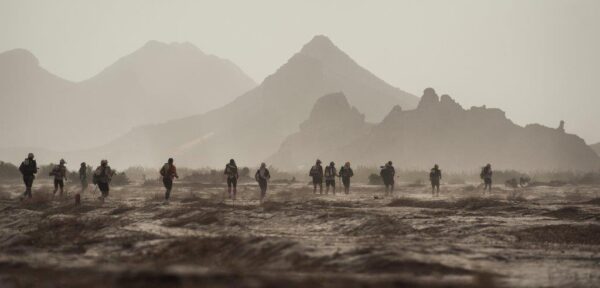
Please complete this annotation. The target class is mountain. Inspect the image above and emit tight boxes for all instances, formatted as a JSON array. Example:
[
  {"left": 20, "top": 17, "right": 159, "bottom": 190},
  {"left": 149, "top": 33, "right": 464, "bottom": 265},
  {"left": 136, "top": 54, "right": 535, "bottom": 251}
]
[
  {"left": 591, "top": 143, "right": 600, "bottom": 157},
  {"left": 267, "top": 92, "right": 373, "bottom": 170},
  {"left": 82, "top": 35, "right": 420, "bottom": 168},
  {"left": 78, "top": 41, "right": 256, "bottom": 126},
  {"left": 269, "top": 88, "right": 600, "bottom": 171},
  {"left": 0, "top": 49, "right": 78, "bottom": 150},
  {"left": 0, "top": 42, "right": 256, "bottom": 151}
]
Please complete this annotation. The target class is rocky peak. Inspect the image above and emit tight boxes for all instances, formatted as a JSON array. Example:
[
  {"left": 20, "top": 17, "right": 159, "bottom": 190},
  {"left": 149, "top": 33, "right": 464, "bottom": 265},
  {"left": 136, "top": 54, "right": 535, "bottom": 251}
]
[
  {"left": 308, "top": 92, "right": 351, "bottom": 118},
  {"left": 298, "top": 35, "right": 354, "bottom": 66},
  {"left": 439, "top": 94, "right": 463, "bottom": 111},
  {"left": 300, "top": 35, "right": 338, "bottom": 55},
  {"left": 558, "top": 120, "right": 565, "bottom": 132},
  {"left": 300, "top": 92, "right": 366, "bottom": 131},
  {"left": 417, "top": 87, "right": 440, "bottom": 109}
]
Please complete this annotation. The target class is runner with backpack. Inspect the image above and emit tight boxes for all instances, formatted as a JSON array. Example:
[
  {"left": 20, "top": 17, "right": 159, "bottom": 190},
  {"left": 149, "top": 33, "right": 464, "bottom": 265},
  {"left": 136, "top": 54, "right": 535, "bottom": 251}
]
[
  {"left": 309, "top": 159, "right": 324, "bottom": 194},
  {"left": 254, "top": 162, "right": 271, "bottom": 204},
  {"left": 339, "top": 162, "right": 354, "bottom": 194},
  {"left": 93, "top": 160, "right": 114, "bottom": 202},
  {"left": 480, "top": 163, "right": 493, "bottom": 193},
  {"left": 159, "top": 158, "right": 179, "bottom": 202},
  {"left": 224, "top": 159, "right": 239, "bottom": 200},
  {"left": 18, "top": 153, "right": 38, "bottom": 200},
  {"left": 429, "top": 164, "right": 442, "bottom": 197},
  {"left": 324, "top": 161, "right": 338, "bottom": 195},
  {"left": 77, "top": 162, "right": 88, "bottom": 205},
  {"left": 380, "top": 161, "right": 395, "bottom": 196},
  {"left": 50, "top": 159, "right": 68, "bottom": 197}
]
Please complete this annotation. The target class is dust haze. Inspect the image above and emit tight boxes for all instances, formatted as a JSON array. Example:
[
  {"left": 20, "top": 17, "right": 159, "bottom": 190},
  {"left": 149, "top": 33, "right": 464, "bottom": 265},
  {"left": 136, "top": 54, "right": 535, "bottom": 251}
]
[{"left": 1, "top": 1, "right": 600, "bottom": 288}]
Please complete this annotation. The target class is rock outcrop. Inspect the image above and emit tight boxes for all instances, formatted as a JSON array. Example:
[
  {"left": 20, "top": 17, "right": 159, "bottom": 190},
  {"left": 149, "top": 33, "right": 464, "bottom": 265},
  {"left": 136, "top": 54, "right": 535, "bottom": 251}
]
[
  {"left": 269, "top": 88, "right": 600, "bottom": 171},
  {"left": 591, "top": 142, "right": 600, "bottom": 157},
  {"left": 268, "top": 92, "right": 372, "bottom": 169}
]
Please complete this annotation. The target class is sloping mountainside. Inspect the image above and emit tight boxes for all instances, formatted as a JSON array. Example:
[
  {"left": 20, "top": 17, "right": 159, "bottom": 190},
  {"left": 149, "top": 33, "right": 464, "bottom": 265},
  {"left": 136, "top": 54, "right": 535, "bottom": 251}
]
[
  {"left": 84, "top": 35, "right": 418, "bottom": 168},
  {"left": 268, "top": 92, "right": 373, "bottom": 170},
  {"left": 0, "top": 42, "right": 256, "bottom": 151},
  {"left": 0, "top": 49, "right": 77, "bottom": 150},
  {"left": 270, "top": 88, "right": 600, "bottom": 171},
  {"left": 591, "top": 143, "right": 600, "bottom": 157}
]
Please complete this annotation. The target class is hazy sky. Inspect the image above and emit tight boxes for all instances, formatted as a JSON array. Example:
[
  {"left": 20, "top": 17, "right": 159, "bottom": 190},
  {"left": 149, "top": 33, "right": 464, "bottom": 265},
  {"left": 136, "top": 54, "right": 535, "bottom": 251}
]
[{"left": 1, "top": 0, "right": 599, "bottom": 143}]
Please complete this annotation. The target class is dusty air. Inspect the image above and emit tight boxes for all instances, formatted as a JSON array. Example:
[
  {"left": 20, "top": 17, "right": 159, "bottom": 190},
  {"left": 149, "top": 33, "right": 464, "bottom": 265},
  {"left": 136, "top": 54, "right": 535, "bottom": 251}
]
[{"left": 1, "top": 1, "right": 600, "bottom": 287}]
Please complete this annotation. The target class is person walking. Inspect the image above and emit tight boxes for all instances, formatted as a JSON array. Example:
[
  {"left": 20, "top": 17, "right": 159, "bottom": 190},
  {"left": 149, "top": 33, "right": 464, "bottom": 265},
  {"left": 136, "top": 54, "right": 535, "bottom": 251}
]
[
  {"left": 160, "top": 158, "right": 179, "bottom": 202},
  {"left": 309, "top": 159, "right": 324, "bottom": 194},
  {"left": 480, "top": 163, "right": 493, "bottom": 193},
  {"left": 429, "top": 164, "right": 442, "bottom": 197},
  {"left": 76, "top": 162, "right": 88, "bottom": 205},
  {"left": 324, "top": 161, "right": 338, "bottom": 195},
  {"left": 380, "top": 161, "right": 395, "bottom": 196},
  {"left": 224, "top": 159, "right": 239, "bottom": 200},
  {"left": 255, "top": 163, "right": 271, "bottom": 204},
  {"left": 18, "top": 153, "right": 38, "bottom": 200},
  {"left": 339, "top": 162, "right": 354, "bottom": 194},
  {"left": 51, "top": 159, "right": 68, "bottom": 197},
  {"left": 93, "top": 160, "right": 114, "bottom": 202}
]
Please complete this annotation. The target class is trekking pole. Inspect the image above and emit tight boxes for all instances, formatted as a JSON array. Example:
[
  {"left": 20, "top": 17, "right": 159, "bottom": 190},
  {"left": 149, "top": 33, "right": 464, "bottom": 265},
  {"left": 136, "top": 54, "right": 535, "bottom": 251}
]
[{"left": 92, "top": 184, "right": 98, "bottom": 201}]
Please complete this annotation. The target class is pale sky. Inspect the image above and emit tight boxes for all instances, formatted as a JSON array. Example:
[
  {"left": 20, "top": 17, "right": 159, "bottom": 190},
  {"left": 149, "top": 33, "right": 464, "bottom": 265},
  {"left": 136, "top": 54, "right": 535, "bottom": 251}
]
[{"left": 1, "top": 0, "right": 599, "bottom": 143}]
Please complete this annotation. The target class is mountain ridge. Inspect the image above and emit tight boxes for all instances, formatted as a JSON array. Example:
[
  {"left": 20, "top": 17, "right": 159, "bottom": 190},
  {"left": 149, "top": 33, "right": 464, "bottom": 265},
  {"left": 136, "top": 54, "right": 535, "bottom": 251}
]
[
  {"left": 269, "top": 88, "right": 600, "bottom": 171},
  {"left": 0, "top": 42, "right": 257, "bottom": 151},
  {"left": 67, "top": 35, "right": 420, "bottom": 168}
]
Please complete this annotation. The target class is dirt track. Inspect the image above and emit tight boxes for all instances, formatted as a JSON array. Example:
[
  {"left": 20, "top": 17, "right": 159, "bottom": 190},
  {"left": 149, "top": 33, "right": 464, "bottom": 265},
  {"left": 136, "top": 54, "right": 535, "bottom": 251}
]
[{"left": 1, "top": 181, "right": 599, "bottom": 287}]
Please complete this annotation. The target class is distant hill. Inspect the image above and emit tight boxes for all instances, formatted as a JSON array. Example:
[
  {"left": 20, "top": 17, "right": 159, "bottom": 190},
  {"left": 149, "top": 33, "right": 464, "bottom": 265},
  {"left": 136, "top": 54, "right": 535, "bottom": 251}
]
[
  {"left": 269, "top": 88, "right": 600, "bottom": 171},
  {"left": 0, "top": 42, "right": 256, "bottom": 151},
  {"left": 591, "top": 143, "right": 600, "bottom": 157},
  {"left": 268, "top": 92, "right": 372, "bottom": 170},
  {"left": 81, "top": 35, "right": 419, "bottom": 168}
]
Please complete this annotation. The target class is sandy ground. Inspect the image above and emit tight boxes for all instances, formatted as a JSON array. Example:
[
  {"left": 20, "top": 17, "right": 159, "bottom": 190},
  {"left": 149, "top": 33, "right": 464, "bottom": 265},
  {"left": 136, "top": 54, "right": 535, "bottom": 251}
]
[{"left": 0, "top": 180, "right": 599, "bottom": 288}]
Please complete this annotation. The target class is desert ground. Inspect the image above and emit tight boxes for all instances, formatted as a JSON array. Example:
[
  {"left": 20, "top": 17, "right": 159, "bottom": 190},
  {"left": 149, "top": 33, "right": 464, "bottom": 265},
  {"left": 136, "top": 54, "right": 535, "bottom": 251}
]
[{"left": 1, "top": 180, "right": 599, "bottom": 288}]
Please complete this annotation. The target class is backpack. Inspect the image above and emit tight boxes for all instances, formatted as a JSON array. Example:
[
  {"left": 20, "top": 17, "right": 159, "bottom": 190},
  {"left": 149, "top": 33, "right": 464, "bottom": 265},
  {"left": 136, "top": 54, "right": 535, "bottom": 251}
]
[
  {"left": 226, "top": 165, "right": 238, "bottom": 178},
  {"left": 430, "top": 169, "right": 440, "bottom": 180},
  {"left": 480, "top": 167, "right": 488, "bottom": 179},
  {"left": 49, "top": 166, "right": 61, "bottom": 177},
  {"left": 159, "top": 164, "right": 168, "bottom": 177},
  {"left": 324, "top": 167, "right": 332, "bottom": 177},
  {"left": 309, "top": 166, "right": 320, "bottom": 177},
  {"left": 380, "top": 166, "right": 388, "bottom": 178},
  {"left": 93, "top": 167, "right": 107, "bottom": 184},
  {"left": 20, "top": 159, "right": 36, "bottom": 175}
]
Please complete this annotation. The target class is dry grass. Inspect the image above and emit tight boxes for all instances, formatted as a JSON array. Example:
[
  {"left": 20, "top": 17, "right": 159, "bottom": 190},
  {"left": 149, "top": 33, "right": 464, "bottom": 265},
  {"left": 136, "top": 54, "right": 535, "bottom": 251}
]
[
  {"left": 513, "top": 224, "right": 600, "bottom": 245},
  {"left": 542, "top": 207, "right": 598, "bottom": 221},
  {"left": 388, "top": 197, "right": 506, "bottom": 211},
  {"left": 341, "top": 215, "right": 415, "bottom": 236},
  {"left": 586, "top": 198, "right": 600, "bottom": 205}
]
